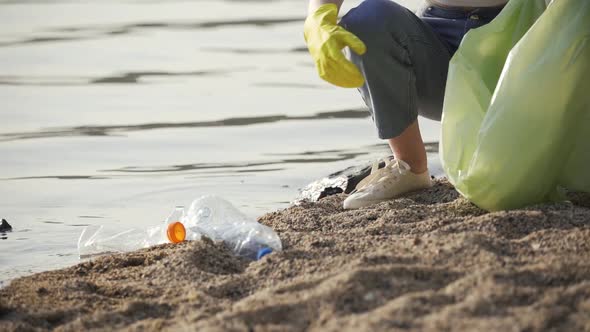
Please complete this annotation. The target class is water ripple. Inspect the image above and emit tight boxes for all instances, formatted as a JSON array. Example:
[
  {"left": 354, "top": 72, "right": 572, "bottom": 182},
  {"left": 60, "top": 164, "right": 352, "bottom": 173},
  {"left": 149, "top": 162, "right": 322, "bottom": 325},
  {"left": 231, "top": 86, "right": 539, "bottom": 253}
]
[
  {"left": 202, "top": 46, "right": 308, "bottom": 54},
  {"left": 5, "top": 175, "right": 108, "bottom": 180},
  {"left": 0, "top": 109, "right": 369, "bottom": 142},
  {"left": 0, "top": 143, "right": 440, "bottom": 180},
  {"left": 0, "top": 17, "right": 303, "bottom": 47},
  {"left": 0, "top": 68, "right": 246, "bottom": 86},
  {"left": 100, "top": 153, "right": 367, "bottom": 174}
]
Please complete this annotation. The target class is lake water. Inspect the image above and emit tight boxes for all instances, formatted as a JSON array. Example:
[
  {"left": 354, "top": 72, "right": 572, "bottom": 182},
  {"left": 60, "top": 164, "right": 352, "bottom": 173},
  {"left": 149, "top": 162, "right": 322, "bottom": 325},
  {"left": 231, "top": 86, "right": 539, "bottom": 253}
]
[{"left": 0, "top": 0, "right": 438, "bottom": 284}]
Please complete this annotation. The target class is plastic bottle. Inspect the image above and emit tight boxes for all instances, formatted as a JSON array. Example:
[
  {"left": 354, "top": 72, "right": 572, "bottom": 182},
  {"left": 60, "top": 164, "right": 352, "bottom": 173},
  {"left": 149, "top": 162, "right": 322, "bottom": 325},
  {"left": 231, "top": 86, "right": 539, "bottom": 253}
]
[
  {"left": 77, "top": 196, "right": 282, "bottom": 260},
  {"left": 182, "top": 195, "right": 282, "bottom": 260},
  {"left": 77, "top": 210, "right": 186, "bottom": 258}
]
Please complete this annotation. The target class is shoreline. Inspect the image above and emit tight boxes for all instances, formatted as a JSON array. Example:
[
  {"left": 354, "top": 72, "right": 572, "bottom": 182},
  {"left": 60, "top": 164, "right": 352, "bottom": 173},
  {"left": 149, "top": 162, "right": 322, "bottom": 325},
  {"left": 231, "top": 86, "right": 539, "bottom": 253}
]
[{"left": 2, "top": 179, "right": 590, "bottom": 331}]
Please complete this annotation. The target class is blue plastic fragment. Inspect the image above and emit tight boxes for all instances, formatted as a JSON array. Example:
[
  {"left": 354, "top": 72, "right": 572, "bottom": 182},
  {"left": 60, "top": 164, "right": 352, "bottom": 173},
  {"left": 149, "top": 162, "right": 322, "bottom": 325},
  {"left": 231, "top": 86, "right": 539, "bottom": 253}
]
[{"left": 256, "top": 247, "right": 273, "bottom": 260}]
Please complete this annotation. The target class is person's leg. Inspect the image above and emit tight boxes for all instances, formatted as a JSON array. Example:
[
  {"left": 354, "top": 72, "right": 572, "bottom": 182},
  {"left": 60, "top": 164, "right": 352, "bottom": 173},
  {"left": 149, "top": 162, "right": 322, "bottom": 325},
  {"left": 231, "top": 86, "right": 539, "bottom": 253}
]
[
  {"left": 388, "top": 121, "right": 427, "bottom": 173},
  {"left": 337, "top": 0, "right": 457, "bottom": 209},
  {"left": 340, "top": 0, "right": 452, "bottom": 172},
  {"left": 338, "top": 0, "right": 505, "bottom": 209}
]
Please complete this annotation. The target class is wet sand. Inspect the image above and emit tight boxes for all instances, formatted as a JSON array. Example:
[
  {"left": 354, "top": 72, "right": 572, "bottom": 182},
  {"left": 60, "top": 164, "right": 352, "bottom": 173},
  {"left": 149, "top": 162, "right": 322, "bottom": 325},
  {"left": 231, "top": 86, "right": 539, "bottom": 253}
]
[{"left": 2, "top": 179, "right": 590, "bottom": 331}]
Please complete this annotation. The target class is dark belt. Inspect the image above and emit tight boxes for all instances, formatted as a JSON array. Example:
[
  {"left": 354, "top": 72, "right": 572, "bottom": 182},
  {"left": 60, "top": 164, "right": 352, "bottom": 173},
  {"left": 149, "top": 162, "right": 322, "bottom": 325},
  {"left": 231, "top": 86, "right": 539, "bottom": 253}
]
[{"left": 425, "top": 1, "right": 506, "bottom": 20}]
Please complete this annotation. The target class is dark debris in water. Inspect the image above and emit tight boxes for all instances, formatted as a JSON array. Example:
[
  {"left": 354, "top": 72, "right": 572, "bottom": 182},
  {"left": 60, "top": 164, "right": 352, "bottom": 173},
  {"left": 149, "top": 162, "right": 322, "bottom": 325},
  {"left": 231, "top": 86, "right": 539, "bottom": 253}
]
[{"left": 1, "top": 219, "right": 12, "bottom": 232}]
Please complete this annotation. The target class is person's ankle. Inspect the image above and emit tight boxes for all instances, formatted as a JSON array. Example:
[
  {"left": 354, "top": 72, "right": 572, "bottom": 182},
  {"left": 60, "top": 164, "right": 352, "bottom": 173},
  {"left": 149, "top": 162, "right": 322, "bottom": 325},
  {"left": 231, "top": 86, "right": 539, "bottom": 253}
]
[
  {"left": 410, "top": 167, "right": 428, "bottom": 175},
  {"left": 392, "top": 157, "right": 427, "bottom": 174},
  {"left": 410, "top": 168, "right": 428, "bottom": 175},
  {"left": 407, "top": 162, "right": 427, "bottom": 174}
]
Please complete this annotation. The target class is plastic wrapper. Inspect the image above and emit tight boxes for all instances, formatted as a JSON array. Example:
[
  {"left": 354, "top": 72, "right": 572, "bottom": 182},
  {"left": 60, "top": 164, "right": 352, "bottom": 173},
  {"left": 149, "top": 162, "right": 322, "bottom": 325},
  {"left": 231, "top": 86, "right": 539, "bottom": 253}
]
[{"left": 77, "top": 210, "right": 183, "bottom": 258}]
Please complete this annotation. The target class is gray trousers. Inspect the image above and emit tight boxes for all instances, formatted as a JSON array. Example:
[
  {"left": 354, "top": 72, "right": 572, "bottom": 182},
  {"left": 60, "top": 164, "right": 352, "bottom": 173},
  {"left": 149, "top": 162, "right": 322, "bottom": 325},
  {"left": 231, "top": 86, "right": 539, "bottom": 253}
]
[{"left": 340, "top": 0, "right": 502, "bottom": 139}]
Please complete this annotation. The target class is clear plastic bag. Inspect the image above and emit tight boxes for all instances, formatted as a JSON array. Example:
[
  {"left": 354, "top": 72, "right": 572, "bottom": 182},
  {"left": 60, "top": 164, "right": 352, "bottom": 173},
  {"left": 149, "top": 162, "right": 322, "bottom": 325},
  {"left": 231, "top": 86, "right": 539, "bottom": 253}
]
[
  {"left": 78, "top": 225, "right": 166, "bottom": 258},
  {"left": 440, "top": 0, "right": 590, "bottom": 211},
  {"left": 77, "top": 209, "right": 185, "bottom": 258}
]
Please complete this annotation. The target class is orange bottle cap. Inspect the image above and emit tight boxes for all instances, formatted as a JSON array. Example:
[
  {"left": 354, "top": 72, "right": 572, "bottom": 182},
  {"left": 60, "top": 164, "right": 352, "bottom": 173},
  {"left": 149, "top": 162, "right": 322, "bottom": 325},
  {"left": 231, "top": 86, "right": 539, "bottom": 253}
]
[{"left": 166, "top": 221, "right": 186, "bottom": 244}]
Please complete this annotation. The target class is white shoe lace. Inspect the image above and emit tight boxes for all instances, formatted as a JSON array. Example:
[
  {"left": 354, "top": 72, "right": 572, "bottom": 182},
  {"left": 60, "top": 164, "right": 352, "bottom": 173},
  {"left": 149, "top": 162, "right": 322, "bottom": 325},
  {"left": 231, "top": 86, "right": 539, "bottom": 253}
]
[{"left": 354, "top": 158, "right": 412, "bottom": 193}]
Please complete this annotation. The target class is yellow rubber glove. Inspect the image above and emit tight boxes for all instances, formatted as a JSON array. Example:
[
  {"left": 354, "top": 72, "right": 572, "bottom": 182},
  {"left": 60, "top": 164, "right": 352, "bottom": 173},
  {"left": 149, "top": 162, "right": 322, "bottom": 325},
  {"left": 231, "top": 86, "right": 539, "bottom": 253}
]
[{"left": 304, "top": 3, "right": 367, "bottom": 88}]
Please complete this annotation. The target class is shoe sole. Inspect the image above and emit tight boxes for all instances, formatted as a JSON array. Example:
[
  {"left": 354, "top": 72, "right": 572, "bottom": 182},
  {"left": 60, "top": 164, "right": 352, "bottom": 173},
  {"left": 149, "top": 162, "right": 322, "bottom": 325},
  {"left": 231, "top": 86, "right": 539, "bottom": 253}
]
[{"left": 343, "top": 184, "right": 433, "bottom": 210}]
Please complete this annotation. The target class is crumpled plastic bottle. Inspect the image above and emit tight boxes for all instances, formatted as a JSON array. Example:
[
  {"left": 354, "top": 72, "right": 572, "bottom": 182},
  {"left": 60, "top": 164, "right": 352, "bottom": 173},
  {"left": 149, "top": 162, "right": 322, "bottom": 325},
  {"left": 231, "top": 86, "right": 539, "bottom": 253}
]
[
  {"left": 77, "top": 195, "right": 282, "bottom": 260},
  {"left": 181, "top": 195, "right": 282, "bottom": 260}
]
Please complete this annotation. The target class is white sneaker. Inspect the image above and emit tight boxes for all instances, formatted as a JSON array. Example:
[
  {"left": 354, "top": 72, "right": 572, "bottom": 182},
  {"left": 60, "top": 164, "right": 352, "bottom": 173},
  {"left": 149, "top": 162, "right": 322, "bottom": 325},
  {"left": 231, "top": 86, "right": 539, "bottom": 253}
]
[{"left": 343, "top": 158, "right": 432, "bottom": 209}]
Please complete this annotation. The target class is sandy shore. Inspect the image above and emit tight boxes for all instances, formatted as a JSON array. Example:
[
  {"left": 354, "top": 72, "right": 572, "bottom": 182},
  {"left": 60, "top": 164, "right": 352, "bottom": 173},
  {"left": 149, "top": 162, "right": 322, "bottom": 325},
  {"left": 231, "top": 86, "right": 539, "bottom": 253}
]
[{"left": 2, "top": 179, "right": 590, "bottom": 331}]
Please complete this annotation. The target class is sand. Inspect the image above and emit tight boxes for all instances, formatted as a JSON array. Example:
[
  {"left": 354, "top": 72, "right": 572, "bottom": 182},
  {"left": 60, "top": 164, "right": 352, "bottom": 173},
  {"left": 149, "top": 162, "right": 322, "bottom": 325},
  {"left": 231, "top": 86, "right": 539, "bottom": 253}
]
[{"left": 2, "top": 179, "right": 590, "bottom": 331}]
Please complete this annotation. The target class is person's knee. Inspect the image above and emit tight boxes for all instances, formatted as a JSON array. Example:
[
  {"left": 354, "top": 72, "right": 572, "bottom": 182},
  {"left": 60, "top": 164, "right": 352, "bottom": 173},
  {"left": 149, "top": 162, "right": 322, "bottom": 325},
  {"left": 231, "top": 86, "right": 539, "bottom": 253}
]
[{"left": 340, "top": 0, "right": 408, "bottom": 46}]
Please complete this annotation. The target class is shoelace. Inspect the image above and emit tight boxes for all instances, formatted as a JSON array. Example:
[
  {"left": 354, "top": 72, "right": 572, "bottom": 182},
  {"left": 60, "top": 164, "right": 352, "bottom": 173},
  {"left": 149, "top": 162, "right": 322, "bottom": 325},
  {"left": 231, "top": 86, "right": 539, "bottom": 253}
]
[{"left": 354, "top": 157, "right": 412, "bottom": 193}]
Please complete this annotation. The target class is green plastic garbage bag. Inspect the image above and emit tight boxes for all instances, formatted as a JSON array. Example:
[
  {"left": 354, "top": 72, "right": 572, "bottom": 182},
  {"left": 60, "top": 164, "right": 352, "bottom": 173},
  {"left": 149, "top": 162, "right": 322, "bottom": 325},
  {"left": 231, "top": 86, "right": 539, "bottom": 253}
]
[{"left": 440, "top": 0, "right": 590, "bottom": 211}]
